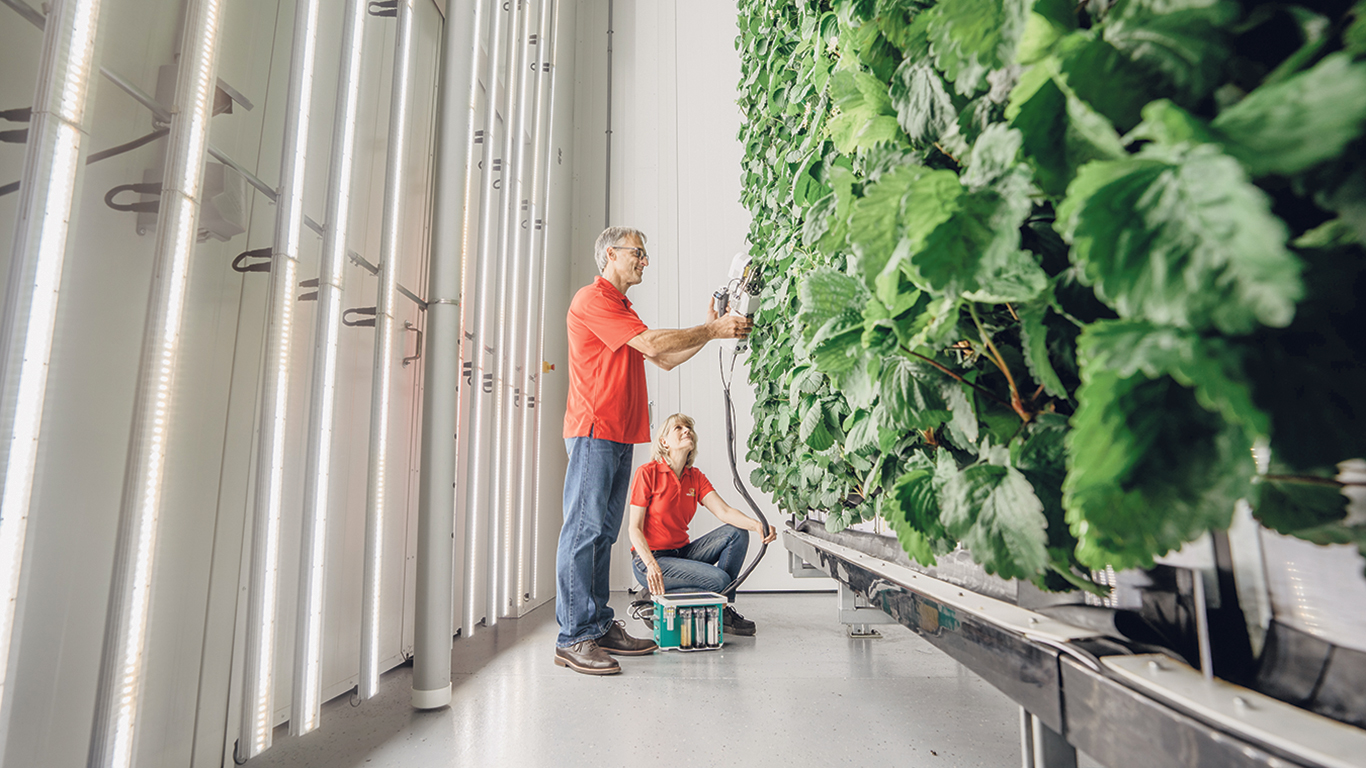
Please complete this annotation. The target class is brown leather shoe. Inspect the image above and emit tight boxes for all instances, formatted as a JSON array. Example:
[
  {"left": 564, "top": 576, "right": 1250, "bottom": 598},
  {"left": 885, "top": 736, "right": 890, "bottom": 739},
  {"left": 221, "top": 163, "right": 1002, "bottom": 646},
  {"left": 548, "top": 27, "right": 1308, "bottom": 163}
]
[
  {"left": 597, "top": 620, "right": 657, "bottom": 656},
  {"left": 553, "top": 639, "right": 621, "bottom": 675}
]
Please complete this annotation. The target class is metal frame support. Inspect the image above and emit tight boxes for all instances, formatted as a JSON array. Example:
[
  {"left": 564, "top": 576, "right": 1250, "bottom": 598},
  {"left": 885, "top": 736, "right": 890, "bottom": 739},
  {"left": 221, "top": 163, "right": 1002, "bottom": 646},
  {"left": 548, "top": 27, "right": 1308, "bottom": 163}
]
[
  {"left": 1021, "top": 708, "right": 1078, "bottom": 768},
  {"left": 412, "top": 0, "right": 484, "bottom": 711},
  {"left": 837, "top": 582, "right": 893, "bottom": 638},
  {"left": 788, "top": 551, "right": 826, "bottom": 579}
]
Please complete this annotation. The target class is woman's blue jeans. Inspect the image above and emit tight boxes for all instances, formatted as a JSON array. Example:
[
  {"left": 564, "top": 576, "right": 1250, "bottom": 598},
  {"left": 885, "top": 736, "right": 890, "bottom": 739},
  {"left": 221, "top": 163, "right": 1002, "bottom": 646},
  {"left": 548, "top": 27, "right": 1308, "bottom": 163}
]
[
  {"left": 555, "top": 433, "right": 635, "bottom": 648},
  {"left": 632, "top": 524, "right": 748, "bottom": 602}
]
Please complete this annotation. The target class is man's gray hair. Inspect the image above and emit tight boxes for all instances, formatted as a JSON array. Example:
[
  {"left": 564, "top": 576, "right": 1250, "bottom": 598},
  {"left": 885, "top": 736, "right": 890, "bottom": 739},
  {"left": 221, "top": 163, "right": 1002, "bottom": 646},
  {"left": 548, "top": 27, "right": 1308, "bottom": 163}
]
[{"left": 594, "top": 226, "right": 647, "bottom": 272}]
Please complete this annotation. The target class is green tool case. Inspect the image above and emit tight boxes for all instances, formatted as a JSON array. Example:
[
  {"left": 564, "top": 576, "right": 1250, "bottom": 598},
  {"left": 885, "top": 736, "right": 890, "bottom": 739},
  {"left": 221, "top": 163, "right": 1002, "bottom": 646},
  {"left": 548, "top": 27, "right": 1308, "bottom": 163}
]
[{"left": 653, "top": 591, "right": 725, "bottom": 651}]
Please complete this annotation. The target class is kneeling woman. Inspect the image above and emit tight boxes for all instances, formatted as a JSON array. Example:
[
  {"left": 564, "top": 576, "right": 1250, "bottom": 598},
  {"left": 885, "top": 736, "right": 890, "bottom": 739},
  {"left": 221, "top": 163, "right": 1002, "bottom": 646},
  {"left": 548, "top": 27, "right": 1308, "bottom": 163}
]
[{"left": 627, "top": 413, "right": 776, "bottom": 635}]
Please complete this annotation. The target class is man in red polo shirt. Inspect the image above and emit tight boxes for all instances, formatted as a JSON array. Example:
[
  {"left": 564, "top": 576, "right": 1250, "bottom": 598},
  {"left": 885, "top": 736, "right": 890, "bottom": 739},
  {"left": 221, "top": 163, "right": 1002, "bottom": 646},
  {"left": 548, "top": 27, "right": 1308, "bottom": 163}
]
[{"left": 553, "top": 226, "right": 751, "bottom": 676}]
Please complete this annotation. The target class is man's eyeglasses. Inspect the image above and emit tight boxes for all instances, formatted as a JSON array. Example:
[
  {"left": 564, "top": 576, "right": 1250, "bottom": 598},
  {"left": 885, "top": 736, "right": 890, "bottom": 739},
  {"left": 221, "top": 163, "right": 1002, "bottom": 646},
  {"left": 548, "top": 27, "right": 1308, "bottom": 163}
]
[{"left": 613, "top": 245, "right": 648, "bottom": 261}]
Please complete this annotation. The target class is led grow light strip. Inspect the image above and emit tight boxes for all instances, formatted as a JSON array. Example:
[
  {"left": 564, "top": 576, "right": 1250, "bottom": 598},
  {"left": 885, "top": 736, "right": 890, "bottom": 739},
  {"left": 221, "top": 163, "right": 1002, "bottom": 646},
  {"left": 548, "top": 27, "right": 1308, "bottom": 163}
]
[
  {"left": 87, "top": 1, "right": 223, "bottom": 765},
  {"left": 238, "top": 0, "right": 322, "bottom": 755},
  {"left": 292, "top": 0, "right": 367, "bottom": 736},
  {"left": 0, "top": 0, "right": 103, "bottom": 728},
  {"left": 361, "top": 0, "right": 416, "bottom": 700}
]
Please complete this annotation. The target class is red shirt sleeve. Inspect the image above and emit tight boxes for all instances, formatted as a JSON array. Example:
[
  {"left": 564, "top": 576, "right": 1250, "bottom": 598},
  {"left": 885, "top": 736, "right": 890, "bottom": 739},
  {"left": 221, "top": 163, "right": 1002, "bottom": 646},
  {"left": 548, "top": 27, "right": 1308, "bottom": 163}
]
[
  {"left": 575, "top": 283, "right": 647, "bottom": 351},
  {"left": 629, "top": 464, "right": 653, "bottom": 507},
  {"left": 693, "top": 469, "right": 715, "bottom": 503}
]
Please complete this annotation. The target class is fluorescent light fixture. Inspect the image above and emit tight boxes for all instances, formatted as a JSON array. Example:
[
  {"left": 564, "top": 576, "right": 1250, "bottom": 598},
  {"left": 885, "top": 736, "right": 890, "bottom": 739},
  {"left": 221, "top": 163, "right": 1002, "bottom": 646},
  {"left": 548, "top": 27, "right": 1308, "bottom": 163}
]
[
  {"left": 237, "top": 0, "right": 321, "bottom": 753},
  {"left": 293, "top": 0, "right": 367, "bottom": 736},
  {"left": 85, "top": 1, "right": 223, "bottom": 766},
  {"left": 493, "top": 0, "right": 533, "bottom": 624},
  {"left": 463, "top": 0, "right": 510, "bottom": 637},
  {"left": 516, "top": 0, "right": 556, "bottom": 610},
  {"left": 0, "top": 0, "right": 103, "bottom": 727},
  {"left": 362, "top": 0, "right": 416, "bottom": 700}
]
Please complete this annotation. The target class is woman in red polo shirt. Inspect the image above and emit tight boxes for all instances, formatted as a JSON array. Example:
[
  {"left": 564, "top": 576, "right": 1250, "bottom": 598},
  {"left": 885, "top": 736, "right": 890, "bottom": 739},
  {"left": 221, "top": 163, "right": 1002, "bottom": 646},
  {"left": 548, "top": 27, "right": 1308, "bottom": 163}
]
[{"left": 626, "top": 413, "right": 776, "bottom": 636}]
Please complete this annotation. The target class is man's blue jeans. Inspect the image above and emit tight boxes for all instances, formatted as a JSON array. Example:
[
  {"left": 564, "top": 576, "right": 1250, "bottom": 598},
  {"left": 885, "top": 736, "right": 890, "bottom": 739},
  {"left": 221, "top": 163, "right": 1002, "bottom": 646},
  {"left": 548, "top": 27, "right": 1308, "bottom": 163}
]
[
  {"left": 555, "top": 433, "right": 634, "bottom": 648},
  {"left": 631, "top": 524, "right": 748, "bottom": 602}
]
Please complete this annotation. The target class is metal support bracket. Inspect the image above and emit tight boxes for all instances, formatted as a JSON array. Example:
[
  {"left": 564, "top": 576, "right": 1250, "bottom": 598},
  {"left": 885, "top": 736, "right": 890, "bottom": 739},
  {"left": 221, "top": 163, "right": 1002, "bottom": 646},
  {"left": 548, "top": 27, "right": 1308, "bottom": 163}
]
[
  {"left": 838, "top": 582, "right": 894, "bottom": 638},
  {"left": 1021, "top": 708, "right": 1077, "bottom": 768}
]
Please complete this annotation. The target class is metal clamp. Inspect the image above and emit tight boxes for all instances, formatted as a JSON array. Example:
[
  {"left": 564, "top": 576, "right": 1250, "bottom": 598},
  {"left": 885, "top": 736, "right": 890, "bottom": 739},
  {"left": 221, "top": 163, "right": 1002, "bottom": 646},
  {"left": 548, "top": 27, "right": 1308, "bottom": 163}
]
[
  {"left": 367, "top": 0, "right": 397, "bottom": 16},
  {"left": 104, "top": 181, "right": 161, "bottom": 213},
  {"left": 297, "top": 277, "right": 319, "bottom": 301},
  {"left": 342, "top": 307, "right": 377, "bottom": 327},
  {"left": 402, "top": 321, "right": 423, "bottom": 367}
]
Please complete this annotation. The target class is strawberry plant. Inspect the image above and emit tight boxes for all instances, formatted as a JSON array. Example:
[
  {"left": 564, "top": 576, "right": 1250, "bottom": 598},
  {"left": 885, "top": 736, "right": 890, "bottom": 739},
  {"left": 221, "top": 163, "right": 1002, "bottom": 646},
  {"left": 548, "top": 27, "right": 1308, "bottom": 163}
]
[{"left": 737, "top": 0, "right": 1366, "bottom": 588}]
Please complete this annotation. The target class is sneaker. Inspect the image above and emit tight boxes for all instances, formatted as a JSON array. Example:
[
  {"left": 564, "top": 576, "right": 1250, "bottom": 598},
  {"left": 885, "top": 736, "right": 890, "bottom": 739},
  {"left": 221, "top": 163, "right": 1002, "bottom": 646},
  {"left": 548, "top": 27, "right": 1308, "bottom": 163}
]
[
  {"left": 597, "top": 620, "right": 657, "bottom": 655},
  {"left": 553, "top": 639, "right": 621, "bottom": 675},
  {"left": 722, "top": 604, "right": 756, "bottom": 636}
]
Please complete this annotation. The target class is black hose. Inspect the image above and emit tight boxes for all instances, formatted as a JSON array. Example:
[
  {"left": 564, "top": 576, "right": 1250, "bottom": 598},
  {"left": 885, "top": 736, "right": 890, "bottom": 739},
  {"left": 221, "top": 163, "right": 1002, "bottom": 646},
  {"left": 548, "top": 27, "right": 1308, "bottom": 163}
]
[{"left": 717, "top": 345, "right": 770, "bottom": 597}]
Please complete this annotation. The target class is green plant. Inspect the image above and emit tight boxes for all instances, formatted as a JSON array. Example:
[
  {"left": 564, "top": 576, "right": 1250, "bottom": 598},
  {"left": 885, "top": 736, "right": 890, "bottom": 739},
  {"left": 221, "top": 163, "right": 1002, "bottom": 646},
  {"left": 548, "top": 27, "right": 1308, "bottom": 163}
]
[{"left": 736, "top": 0, "right": 1366, "bottom": 587}]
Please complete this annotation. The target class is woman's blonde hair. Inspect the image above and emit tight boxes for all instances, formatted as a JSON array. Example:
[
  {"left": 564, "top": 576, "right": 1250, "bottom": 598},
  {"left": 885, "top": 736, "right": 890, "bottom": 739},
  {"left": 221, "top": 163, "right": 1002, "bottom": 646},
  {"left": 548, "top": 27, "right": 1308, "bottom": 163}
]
[{"left": 651, "top": 413, "right": 697, "bottom": 468}]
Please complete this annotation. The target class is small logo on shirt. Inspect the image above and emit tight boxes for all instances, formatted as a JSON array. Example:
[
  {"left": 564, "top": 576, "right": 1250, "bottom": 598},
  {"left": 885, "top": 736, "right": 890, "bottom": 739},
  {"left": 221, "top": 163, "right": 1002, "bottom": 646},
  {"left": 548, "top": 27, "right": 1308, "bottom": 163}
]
[{"left": 686, "top": 489, "right": 695, "bottom": 497}]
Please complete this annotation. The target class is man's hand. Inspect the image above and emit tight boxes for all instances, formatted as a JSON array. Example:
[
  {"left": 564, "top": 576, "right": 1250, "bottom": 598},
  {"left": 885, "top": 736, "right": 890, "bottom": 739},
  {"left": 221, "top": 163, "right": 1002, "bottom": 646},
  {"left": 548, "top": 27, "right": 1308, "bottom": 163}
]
[
  {"left": 646, "top": 561, "right": 665, "bottom": 595},
  {"left": 708, "top": 309, "right": 753, "bottom": 340}
]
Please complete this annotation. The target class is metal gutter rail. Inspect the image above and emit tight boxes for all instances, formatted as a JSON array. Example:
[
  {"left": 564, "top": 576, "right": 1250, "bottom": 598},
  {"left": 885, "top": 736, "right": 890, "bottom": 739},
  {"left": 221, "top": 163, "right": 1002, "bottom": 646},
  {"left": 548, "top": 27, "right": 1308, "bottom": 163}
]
[{"left": 782, "top": 528, "right": 1366, "bottom": 768}]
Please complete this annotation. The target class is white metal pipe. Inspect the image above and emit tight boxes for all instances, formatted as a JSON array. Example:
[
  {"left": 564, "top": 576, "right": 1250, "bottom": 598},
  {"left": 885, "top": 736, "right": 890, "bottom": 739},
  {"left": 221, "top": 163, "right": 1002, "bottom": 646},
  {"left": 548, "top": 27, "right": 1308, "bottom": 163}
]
[
  {"left": 292, "top": 0, "right": 366, "bottom": 736},
  {"left": 0, "top": 0, "right": 104, "bottom": 739},
  {"left": 462, "top": 0, "right": 510, "bottom": 637},
  {"left": 517, "top": 0, "right": 558, "bottom": 608},
  {"left": 412, "top": 0, "right": 484, "bottom": 710},
  {"left": 87, "top": 0, "right": 225, "bottom": 766},
  {"left": 495, "top": 0, "right": 536, "bottom": 620},
  {"left": 240, "top": 0, "right": 321, "bottom": 754},
  {"left": 361, "top": 0, "right": 418, "bottom": 701}
]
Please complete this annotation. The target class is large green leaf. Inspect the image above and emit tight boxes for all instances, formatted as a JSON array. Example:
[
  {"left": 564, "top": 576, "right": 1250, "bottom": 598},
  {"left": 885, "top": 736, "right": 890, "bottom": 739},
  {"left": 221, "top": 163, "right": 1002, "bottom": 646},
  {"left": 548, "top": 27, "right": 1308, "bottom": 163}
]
[
  {"left": 1007, "top": 63, "right": 1125, "bottom": 197},
  {"left": 1018, "top": 301, "right": 1069, "bottom": 399},
  {"left": 1053, "top": 32, "right": 1157, "bottom": 132},
  {"left": 1213, "top": 53, "right": 1366, "bottom": 178},
  {"left": 1254, "top": 474, "right": 1349, "bottom": 538},
  {"left": 798, "top": 267, "right": 870, "bottom": 339},
  {"left": 891, "top": 60, "right": 958, "bottom": 146},
  {"left": 1101, "top": 0, "right": 1237, "bottom": 106},
  {"left": 1065, "top": 369, "right": 1255, "bottom": 569},
  {"left": 827, "top": 68, "right": 904, "bottom": 152},
  {"left": 799, "top": 396, "right": 836, "bottom": 450},
  {"left": 1077, "top": 319, "right": 1268, "bottom": 434},
  {"left": 849, "top": 163, "right": 927, "bottom": 288},
  {"left": 1058, "top": 143, "right": 1302, "bottom": 335},
  {"left": 938, "top": 458, "right": 1051, "bottom": 580},
  {"left": 879, "top": 355, "right": 952, "bottom": 431},
  {"left": 927, "top": 0, "right": 1030, "bottom": 96},
  {"left": 883, "top": 467, "right": 945, "bottom": 563}
]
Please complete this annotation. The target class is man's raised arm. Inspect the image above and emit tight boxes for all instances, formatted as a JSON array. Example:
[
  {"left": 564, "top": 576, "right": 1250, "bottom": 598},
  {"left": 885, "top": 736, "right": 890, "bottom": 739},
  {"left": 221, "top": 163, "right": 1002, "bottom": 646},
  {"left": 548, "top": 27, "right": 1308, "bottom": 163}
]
[{"left": 626, "top": 306, "right": 752, "bottom": 371}]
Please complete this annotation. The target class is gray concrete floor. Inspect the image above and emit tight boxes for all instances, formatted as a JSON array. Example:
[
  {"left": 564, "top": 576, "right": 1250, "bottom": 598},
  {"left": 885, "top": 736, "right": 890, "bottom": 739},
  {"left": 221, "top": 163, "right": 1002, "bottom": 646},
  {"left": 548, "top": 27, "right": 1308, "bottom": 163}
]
[{"left": 250, "top": 592, "right": 1081, "bottom": 767}]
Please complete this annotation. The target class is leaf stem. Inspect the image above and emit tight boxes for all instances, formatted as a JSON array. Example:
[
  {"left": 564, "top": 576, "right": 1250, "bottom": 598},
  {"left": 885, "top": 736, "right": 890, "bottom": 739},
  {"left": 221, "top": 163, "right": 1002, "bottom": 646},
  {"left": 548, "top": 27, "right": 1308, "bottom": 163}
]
[
  {"left": 1263, "top": 474, "right": 1366, "bottom": 489},
  {"left": 906, "top": 349, "right": 1013, "bottom": 410},
  {"left": 969, "top": 304, "right": 1032, "bottom": 422}
]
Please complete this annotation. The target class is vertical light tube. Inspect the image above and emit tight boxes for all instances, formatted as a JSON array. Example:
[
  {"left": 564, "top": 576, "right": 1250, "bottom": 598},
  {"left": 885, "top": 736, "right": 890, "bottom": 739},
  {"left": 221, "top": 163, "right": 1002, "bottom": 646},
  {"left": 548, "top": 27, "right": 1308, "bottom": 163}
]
[
  {"left": 0, "top": 0, "right": 104, "bottom": 735},
  {"left": 240, "top": 0, "right": 321, "bottom": 754},
  {"left": 462, "top": 0, "right": 509, "bottom": 637},
  {"left": 517, "top": 0, "right": 558, "bottom": 608},
  {"left": 87, "top": 0, "right": 224, "bottom": 766},
  {"left": 484, "top": 0, "right": 524, "bottom": 627},
  {"left": 361, "top": 0, "right": 417, "bottom": 701},
  {"left": 291, "top": 0, "right": 365, "bottom": 738},
  {"left": 412, "top": 0, "right": 483, "bottom": 710},
  {"left": 495, "top": 0, "right": 536, "bottom": 620}
]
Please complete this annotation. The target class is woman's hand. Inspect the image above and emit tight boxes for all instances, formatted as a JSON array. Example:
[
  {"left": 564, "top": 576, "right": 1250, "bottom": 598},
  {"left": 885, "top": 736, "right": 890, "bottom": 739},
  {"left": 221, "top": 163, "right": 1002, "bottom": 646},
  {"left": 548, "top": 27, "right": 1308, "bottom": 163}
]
[
  {"left": 758, "top": 523, "right": 777, "bottom": 544},
  {"left": 645, "top": 561, "right": 665, "bottom": 595}
]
